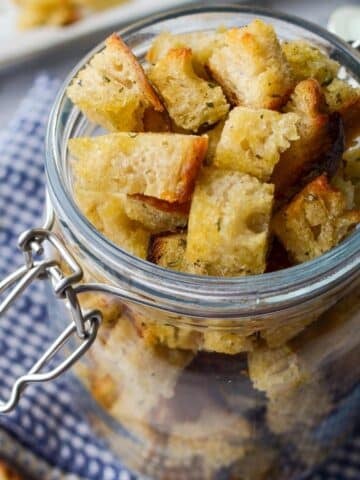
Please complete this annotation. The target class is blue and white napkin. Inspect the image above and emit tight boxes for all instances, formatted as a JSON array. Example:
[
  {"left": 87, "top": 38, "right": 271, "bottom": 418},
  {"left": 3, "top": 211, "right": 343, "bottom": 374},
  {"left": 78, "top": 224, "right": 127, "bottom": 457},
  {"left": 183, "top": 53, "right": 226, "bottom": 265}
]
[{"left": 0, "top": 74, "right": 358, "bottom": 480}]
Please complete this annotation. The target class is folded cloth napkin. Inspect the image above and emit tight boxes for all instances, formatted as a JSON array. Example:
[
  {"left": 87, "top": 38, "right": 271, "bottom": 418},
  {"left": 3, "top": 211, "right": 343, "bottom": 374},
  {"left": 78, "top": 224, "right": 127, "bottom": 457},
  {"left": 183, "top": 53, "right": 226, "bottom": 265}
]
[{"left": 0, "top": 74, "right": 359, "bottom": 480}]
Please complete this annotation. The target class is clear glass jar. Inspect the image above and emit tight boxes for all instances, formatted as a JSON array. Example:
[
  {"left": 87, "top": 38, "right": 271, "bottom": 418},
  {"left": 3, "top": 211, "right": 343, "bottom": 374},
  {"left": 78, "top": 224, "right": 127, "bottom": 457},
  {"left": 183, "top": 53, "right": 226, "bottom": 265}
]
[{"left": 43, "top": 5, "right": 360, "bottom": 480}]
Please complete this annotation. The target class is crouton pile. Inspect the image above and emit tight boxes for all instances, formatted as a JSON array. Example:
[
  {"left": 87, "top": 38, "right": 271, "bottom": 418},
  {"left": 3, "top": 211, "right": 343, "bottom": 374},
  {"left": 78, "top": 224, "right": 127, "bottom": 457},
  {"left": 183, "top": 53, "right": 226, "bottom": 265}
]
[
  {"left": 14, "top": 0, "right": 127, "bottom": 29},
  {"left": 68, "top": 20, "right": 360, "bottom": 278}
]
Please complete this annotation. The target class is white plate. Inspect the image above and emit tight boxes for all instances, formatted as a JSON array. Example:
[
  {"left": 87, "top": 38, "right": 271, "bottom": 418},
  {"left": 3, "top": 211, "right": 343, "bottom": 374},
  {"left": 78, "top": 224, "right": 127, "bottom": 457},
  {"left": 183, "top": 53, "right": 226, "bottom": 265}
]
[{"left": 0, "top": 0, "right": 194, "bottom": 71}]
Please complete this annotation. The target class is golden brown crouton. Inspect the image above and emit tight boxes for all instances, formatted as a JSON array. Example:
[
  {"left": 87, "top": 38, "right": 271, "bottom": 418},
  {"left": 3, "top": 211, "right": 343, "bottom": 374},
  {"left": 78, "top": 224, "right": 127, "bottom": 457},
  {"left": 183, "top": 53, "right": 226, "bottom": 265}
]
[
  {"left": 185, "top": 168, "right": 274, "bottom": 276},
  {"left": 69, "top": 133, "right": 208, "bottom": 204},
  {"left": 343, "top": 146, "right": 360, "bottom": 207},
  {"left": 146, "top": 31, "right": 222, "bottom": 78},
  {"left": 214, "top": 107, "right": 299, "bottom": 181},
  {"left": 67, "top": 34, "right": 164, "bottom": 132},
  {"left": 15, "top": 0, "right": 78, "bottom": 28},
  {"left": 202, "top": 331, "right": 254, "bottom": 354},
  {"left": 207, "top": 19, "right": 294, "bottom": 109},
  {"left": 271, "top": 79, "right": 343, "bottom": 195},
  {"left": 282, "top": 40, "right": 340, "bottom": 85},
  {"left": 272, "top": 174, "right": 360, "bottom": 263},
  {"left": 204, "top": 120, "right": 225, "bottom": 166},
  {"left": 148, "top": 232, "right": 188, "bottom": 271},
  {"left": 74, "top": 189, "right": 150, "bottom": 258},
  {"left": 148, "top": 48, "right": 229, "bottom": 132},
  {"left": 123, "top": 196, "right": 188, "bottom": 233},
  {"left": 323, "top": 78, "right": 360, "bottom": 146}
]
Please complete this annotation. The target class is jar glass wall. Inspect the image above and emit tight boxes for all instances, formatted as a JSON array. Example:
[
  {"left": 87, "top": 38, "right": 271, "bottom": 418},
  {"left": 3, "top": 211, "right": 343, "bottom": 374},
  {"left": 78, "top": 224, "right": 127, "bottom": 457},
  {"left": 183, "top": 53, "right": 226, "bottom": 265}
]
[{"left": 45, "top": 5, "right": 360, "bottom": 480}]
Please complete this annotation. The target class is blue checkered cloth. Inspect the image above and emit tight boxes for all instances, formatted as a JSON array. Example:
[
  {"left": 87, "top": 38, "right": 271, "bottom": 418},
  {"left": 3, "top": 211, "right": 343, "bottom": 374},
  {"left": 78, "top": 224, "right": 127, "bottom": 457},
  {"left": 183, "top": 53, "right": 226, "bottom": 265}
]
[{"left": 0, "top": 74, "right": 359, "bottom": 480}]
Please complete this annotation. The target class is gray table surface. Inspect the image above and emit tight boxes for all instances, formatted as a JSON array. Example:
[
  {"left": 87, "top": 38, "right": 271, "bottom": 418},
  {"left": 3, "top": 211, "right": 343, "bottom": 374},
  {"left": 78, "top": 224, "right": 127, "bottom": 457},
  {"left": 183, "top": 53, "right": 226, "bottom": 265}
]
[{"left": 0, "top": 0, "right": 358, "bottom": 130}]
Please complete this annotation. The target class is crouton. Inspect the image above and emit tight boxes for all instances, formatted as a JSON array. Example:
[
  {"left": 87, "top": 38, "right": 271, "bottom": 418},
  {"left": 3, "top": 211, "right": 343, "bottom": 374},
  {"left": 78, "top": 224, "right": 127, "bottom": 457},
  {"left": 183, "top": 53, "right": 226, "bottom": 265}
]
[
  {"left": 272, "top": 175, "right": 360, "bottom": 263},
  {"left": 185, "top": 168, "right": 274, "bottom": 276},
  {"left": 67, "top": 34, "right": 164, "bottom": 132},
  {"left": 123, "top": 196, "right": 188, "bottom": 232},
  {"left": 214, "top": 107, "right": 299, "bottom": 181},
  {"left": 148, "top": 48, "right": 229, "bottom": 132},
  {"left": 148, "top": 232, "right": 188, "bottom": 271},
  {"left": 15, "top": 0, "right": 78, "bottom": 28},
  {"left": 331, "top": 170, "right": 355, "bottom": 209},
  {"left": 74, "top": 189, "right": 150, "bottom": 258},
  {"left": 69, "top": 133, "right": 208, "bottom": 203},
  {"left": 271, "top": 79, "right": 343, "bottom": 195},
  {"left": 323, "top": 78, "right": 360, "bottom": 145},
  {"left": 207, "top": 19, "right": 294, "bottom": 109},
  {"left": 204, "top": 120, "right": 225, "bottom": 166},
  {"left": 146, "top": 31, "right": 222, "bottom": 77},
  {"left": 74, "top": 0, "right": 126, "bottom": 9},
  {"left": 282, "top": 40, "right": 340, "bottom": 85},
  {"left": 343, "top": 146, "right": 360, "bottom": 207},
  {"left": 202, "top": 331, "right": 255, "bottom": 354}
]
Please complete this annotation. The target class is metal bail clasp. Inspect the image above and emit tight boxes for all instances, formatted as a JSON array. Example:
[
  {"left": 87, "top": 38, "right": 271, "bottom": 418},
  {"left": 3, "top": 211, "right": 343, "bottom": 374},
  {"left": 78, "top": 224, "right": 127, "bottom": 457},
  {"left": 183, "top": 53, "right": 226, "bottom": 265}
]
[{"left": 0, "top": 227, "right": 101, "bottom": 413}]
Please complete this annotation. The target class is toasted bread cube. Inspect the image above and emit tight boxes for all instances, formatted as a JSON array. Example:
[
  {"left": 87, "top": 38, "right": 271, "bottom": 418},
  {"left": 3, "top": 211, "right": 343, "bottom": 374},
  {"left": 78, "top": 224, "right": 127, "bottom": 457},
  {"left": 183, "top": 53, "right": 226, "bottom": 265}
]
[
  {"left": 148, "top": 48, "right": 229, "bottom": 132},
  {"left": 74, "top": 189, "right": 150, "bottom": 258},
  {"left": 135, "top": 320, "right": 202, "bottom": 351},
  {"left": 16, "top": 0, "right": 78, "bottom": 28},
  {"left": 282, "top": 40, "right": 340, "bottom": 85},
  {"left": 147, "top": 31, "right": 222, "bottom": 77},
  {"left": 148, "top": 232, "right": 206, "bottom": 275},
  {"left": 271, "top": 79, "right": 336, "bottom": 194},
  {"left": 272, "top": 175, "right": 360, "bottom": 263},
  {"left": 204, "top": 120, "right": 225, "bottom": 166},
  {"left": 123, "top": 195, "right": 188, "bottom": 232},
  {"left": 324, "top": 78, "right": 360, "bottom": 146},
  {"left": 74, "top": 0, "right": 126, "bottom": 9},
  {"left": 67, "top": 34, "right": 164, "bottom": 132},
  {"left": 148, "top": 232, "right": 188, "bottom": 271},
  {"left": 185, "top": 168, "right": 274, "bottom": 276},
  {"left": 202, "top": 331, "right": 254, "bottom": 354},
  {"left": 69, "top": 133, "right": 208, "bottom": 203},
  {"left": 343, "top": 147, "right": 360, "bottom": 207},
  {"left": 207, "top": 20, "right": 294, "bottom": 109},
  {"left": 214, "top": 107, "right": 299, "bottom": 181},
  {"left": 331, "top": 170, "right": 355, "bottom": 209}
]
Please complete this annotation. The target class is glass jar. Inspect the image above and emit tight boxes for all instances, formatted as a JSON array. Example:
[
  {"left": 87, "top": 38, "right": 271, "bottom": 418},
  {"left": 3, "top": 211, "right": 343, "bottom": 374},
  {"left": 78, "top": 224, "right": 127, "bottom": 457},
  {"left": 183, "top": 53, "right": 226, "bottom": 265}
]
[{"left": 10, "top": 4, "right": 360, "bottom": 480}]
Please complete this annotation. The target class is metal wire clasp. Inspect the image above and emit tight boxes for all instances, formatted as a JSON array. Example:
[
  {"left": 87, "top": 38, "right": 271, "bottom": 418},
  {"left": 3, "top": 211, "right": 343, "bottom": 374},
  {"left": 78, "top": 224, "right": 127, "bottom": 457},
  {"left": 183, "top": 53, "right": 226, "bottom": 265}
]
[{"left": 0, "top": 227, "right": 101, "bottom": 413}]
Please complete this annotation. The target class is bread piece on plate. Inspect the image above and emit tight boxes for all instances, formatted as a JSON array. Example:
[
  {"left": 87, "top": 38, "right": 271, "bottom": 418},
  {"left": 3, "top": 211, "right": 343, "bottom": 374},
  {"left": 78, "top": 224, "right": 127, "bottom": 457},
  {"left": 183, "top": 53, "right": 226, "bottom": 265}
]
[
  {"left": 16, "top": 0, "right": 78, "bottom": 28},
  {"left": 323, "top": 78, "right": 360, "bottom": 146},
  {"left": 185, "top": 168, "right": 274, "bottom": 276},
  {"left": 148, "top": 48, "right": 229, "bottom": 132},
  {"left": 282, "top": 40, "right": 340, "bottom": 85},
  {"left": 67, "top": 34, "right": 164, "bottom": 132},
  {"left": 74, "top": 189, "right": 150, "bottom": 258},
  {"left": 69, "top": 133, "right": 208, "bottom": 203},
  {"left": 146, "top": 31, "right": 222, "bottom": 77},
  {"left": 207, "top": 19, "right": 294, "bottom": 109},
  {"left": 214, "top": 107, "right": 299, "bottom": 181},
  {"left": 272, "top": 174, "right": 360, "bottom": 263},
  {"left": 271, "top": 79, "right": 342, "bottom": 195}
]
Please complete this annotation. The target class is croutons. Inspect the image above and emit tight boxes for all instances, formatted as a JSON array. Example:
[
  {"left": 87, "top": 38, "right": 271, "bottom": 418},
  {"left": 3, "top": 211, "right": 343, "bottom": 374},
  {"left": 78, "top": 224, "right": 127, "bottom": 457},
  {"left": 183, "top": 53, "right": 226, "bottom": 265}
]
[
  {"left": 272, "top": 174, "right": 360, "bottom": 263},
  {"left": 207, "top": 19, "right": 294, "bottom": 109},
  {"left": 323, "top": 78, "right": 360, "bottom": 146},
  {"left": 146, "top": 31, "right": 222, "bottom": 77},
  {"left": 185, "top": 168, "right": 274, "bottom": 276},
  {"left": 214, "top": 107, "right": 299, "bottom": 181},
  {"left": 67, "top": 34, "right": 164, "bottom": 132},
  {"left": 148, "top": 48, "right": 229, "bottom": 132},
  {"left": 204, "top": 120, "right": 225, "bottom": 166},
  {"left": 69, "top": 133, "right": 208, "bottom": 203},
  {"left": 271, "top": 79, "right": 342, "bottom": 195},
  {"left": 16, "top": 0, "right": 78, "bottom": 28},
  {"left": 282, "top": 40, "right": 340, "bottom": 85}
]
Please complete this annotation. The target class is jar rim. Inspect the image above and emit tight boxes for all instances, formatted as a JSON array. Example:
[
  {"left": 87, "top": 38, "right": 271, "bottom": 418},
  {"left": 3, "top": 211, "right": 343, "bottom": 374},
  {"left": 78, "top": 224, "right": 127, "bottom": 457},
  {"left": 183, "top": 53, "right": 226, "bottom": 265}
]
[{"left": 45, "top": 3, "right": 360, "bottom": 317}]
